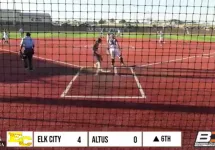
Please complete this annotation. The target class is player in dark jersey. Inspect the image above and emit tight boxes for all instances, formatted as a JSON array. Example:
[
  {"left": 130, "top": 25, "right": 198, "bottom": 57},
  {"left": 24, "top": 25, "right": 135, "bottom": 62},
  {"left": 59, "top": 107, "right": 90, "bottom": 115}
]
[{"left": 93, "top": 38, "right": 103, "bottom": 69}]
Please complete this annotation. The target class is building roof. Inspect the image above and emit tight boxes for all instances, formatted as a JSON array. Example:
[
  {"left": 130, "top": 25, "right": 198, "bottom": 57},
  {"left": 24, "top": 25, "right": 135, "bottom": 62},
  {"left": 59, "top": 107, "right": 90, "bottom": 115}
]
[
  {"left": 0, "top": 9, "right": 51, "bottom": 17},
  {"left": 0, "top": 9, "right": 21, "bottom": 13},
  {"left": 21, "top": 12, "right": 51, "bottom": 17}
]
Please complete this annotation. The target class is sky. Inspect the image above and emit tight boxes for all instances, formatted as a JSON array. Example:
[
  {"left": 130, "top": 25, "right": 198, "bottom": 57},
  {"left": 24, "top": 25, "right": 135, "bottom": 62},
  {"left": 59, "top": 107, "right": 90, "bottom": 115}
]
[{"left": 0, "top": 0, "right": 215, "bottom": 23}]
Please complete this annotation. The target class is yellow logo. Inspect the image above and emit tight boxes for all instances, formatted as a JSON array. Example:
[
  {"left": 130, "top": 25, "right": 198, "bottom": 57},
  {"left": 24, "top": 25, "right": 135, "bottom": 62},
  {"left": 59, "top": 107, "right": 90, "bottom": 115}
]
[{"left": 7, "top": 132, "right": 33, "bottom": 147}]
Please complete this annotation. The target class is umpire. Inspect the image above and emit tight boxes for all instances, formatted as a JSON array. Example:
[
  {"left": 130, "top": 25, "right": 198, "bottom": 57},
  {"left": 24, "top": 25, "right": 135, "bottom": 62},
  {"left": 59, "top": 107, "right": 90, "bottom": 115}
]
[{"left": 20, "top": 32, "right": 35, "bottom": 70}]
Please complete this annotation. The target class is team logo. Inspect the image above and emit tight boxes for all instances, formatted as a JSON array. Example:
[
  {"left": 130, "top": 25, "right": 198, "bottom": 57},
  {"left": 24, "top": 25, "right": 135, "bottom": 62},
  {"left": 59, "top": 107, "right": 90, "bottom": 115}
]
[
  {"left": 7, "top": 131, "right": 33, "bottom": 147},
  {"left": 195, "top": 131, "right": 215, "bottom": 147}
]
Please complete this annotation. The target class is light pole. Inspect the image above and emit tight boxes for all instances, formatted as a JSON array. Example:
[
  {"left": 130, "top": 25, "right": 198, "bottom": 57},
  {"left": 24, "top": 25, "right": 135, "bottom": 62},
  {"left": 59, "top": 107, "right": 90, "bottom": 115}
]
[{"left": 13, "top": 0, "right": 16, "bottom": 25}]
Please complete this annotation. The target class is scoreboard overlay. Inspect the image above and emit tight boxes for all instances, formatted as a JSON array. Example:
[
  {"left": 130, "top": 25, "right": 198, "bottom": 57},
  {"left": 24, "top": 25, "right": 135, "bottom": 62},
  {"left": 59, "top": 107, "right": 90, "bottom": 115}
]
[{"left": 6, "top": 131, "right": 182, "bottom": 147}]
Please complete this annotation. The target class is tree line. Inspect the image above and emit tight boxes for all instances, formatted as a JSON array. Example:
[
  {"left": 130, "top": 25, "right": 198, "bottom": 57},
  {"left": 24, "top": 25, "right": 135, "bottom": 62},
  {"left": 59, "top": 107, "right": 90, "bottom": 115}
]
[{"left": 90, "top": 19, "right": 197, "bottom": 24}]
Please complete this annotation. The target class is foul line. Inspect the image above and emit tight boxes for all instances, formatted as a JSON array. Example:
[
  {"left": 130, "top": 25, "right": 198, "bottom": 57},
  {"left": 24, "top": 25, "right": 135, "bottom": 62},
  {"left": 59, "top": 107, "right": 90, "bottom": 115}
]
[
  {"left": 130, "top": 67, "right": 146, "bottom": 98},
  {"left": 140, "top": 52, "right": 215, "bottom": 67},
  {"left": 0, "top": 48, "right": 92, "bottom": 68},
  {"left": 202, "top": 56, "right": 213, "bottom": 58},
  {"left": 61, "top": 68, "right": 83, "bottom": 97},
  {"left": 202, "top": 54, "right": 215, "bottom": 58},
  {"left": 0, "top": 48, "right": 111, "bottom": 73}
]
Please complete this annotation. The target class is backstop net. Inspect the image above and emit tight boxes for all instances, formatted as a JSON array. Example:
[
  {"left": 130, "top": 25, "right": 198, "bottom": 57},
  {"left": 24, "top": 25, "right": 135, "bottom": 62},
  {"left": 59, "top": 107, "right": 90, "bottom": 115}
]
[{"left": 0, "top": 0, "right": 215, "bottom": 149}]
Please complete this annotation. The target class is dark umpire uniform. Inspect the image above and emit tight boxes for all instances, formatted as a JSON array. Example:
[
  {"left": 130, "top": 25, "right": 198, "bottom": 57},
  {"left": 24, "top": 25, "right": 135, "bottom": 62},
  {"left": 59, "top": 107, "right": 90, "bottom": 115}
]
[{"left": 20, "top": 32, "right": 35, "bottom": 70}]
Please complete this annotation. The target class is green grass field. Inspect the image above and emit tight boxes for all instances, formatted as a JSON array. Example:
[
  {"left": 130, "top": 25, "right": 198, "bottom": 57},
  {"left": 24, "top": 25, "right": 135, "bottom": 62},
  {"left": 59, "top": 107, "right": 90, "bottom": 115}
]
[{"left": 7, "top": 32, "right": 215, "bottom": 42}]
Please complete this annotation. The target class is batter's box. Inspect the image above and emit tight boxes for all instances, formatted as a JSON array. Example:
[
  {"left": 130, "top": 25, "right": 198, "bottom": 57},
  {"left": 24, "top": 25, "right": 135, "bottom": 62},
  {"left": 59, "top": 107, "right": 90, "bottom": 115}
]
[{"left": 61, "top": 67, "right": 146, "bottom": 99}]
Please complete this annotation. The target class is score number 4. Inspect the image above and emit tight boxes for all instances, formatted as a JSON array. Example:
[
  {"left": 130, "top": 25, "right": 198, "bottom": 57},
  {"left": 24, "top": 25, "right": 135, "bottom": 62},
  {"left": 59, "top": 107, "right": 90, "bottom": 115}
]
[{"left": 78, "top": 137, "right": 81, "bottom": 143}]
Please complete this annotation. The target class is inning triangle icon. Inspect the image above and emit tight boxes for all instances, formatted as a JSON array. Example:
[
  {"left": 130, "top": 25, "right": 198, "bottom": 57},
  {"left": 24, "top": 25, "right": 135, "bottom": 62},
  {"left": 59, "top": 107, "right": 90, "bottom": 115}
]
[{"left": 153, "top": 136, "right": 159, "bottom": 142}]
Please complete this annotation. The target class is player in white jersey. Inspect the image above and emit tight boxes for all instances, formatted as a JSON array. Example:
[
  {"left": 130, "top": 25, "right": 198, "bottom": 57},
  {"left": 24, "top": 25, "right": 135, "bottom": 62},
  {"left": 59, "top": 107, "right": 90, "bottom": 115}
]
[
  {"left": 100, "top": 28, "right": 104, "bottom": 38},
  {"left": 184, "top": 26, "right": 190, "bottom": 35},
  {"left": 108, "top": 34, "right": 124, "bottom": 67},
  {"left": 2, "top": 29, "right": 9, "bottom": 44},
  {"left": 117, "top": 29, "right": 121, "bottom": 37},
  {"left": 158, "top": 30, "right": 165, "bottom": 46},
  {"left": 19, "top": 27, "right": 24, "bottom": 38}
]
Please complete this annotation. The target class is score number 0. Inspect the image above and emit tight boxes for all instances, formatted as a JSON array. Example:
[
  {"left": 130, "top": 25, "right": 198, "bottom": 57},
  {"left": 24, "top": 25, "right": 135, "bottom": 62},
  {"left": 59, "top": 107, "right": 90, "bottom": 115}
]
[{"left": 134, "top": 136, "right": 137, "bottom": 143}]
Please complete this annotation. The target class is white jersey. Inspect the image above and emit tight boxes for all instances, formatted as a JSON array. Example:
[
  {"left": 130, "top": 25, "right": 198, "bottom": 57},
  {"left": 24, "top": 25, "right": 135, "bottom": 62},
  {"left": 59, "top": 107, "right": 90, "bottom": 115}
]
[
  {"left": 3, "top": 32, "right": 8, "bottom": 38},
  {"left": 19, "top": 28, "right": 24, "bottom": 33},
  {"left": 186, "top": 28, "right": 190, "bottom": 34},
  {"left": 108, "top": 38, "right": 121, "bottom": 58},
  {"left": 109, "top": 38, "right": 119, "bottom": 49}
]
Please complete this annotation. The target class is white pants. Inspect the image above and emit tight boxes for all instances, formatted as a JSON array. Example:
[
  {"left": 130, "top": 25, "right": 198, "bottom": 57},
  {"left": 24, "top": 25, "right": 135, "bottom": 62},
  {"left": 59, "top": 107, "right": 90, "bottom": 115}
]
[
  {"left": 159, "top": 37, "right": 164, "bottom": 42},
  {"left": 109, "top": 48, "right": 121, "bottom": 59},
  {"left": 186, "top": 30, "right": 190, "bottom": 35},
  {"left": 3, "top": 36, "right": 8, "bottom": 41}
]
